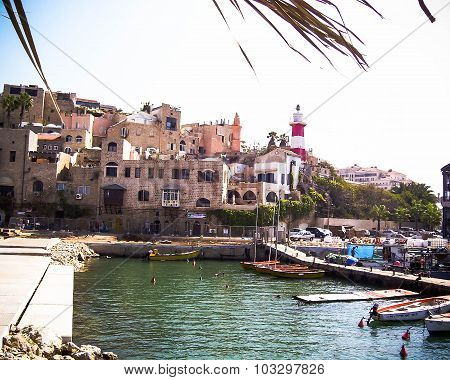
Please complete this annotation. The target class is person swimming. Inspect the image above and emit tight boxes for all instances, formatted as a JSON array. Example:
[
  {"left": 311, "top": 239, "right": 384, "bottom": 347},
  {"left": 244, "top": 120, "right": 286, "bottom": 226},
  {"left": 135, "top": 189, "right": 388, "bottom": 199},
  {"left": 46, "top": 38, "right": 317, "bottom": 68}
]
[{"left": 150, "top": 276, "right": 156, "bottom": 285}]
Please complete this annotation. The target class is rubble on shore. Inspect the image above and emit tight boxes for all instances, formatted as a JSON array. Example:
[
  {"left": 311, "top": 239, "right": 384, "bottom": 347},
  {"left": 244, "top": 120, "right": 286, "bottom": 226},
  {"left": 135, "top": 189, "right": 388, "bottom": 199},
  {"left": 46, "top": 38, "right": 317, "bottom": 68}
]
[
  {"left": 0, "top": 325, "right": 117, "bottom": 360},
  {"left": 49, "top": 241, "right": 99, "bottom": 271}
]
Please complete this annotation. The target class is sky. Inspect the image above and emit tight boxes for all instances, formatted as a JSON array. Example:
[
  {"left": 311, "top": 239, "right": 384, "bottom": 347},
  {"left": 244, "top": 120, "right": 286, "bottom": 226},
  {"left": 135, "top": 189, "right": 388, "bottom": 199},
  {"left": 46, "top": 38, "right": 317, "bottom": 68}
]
[{"left": 0, "top": 0, "right": 449, "bottom": 194}]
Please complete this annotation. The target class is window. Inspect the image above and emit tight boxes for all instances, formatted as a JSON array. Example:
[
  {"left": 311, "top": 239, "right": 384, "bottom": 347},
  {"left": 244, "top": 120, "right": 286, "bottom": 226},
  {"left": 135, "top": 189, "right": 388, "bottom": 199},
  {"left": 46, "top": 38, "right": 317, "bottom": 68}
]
[
  {"left": 120, "top": 127, "right": 128, "bottom": 137},
  {"left": 84, "top": 186, "right": 90, "bottom": 195},
  {"left": 124, "top": 167, "right": 131, "bottom": 177},
  {"left": 25, "top": 88, "right": 38, "bottom": 96},
  {"left": 43, "top": 145, "right": 47, "bottom": 150},
  {"left": 107, "top": 142, "right": 117, "bottom": 152},
  {"left": 75, "top": 136, "right": 83, "bottom": 143},
  {"left": 162, "top": 189, "right": 180, "bottom": 207},
  {"left": 199, "top": 147, "right": 205, "bottom": 154},
  {"left": 135, "top": 168, "right": 141, "bottom": 178},
  {"left": 192, "top": 140, "right": 196, "bottom": 145},
  {"left": 172, "top": 169, "right": 180, "bottom": 179},
  {"left": 148, "top": 168, "right": 154, "bottom": 179},
  {"left": 179, "top": 140, "right": 186, "bottom": 152},
  {"left": 77, "top": 186, "right": 84, "bottom": 194},
  {"left": 196, "top": 198, "right": 211, "bottom": 207},
  {"left": 65, "top": 135, "right": 72, "bottom": 142},
  {"left": 64, "top": 147, "right": 71, "bottom": 154},
  {"left": 105, "top": 162, "right": 118, "bottom": 177},
  {"left": 56, "top": 183, "right": 65, "bottom": 191},
  {"left": 198, "top": 170, "right": 215, "bottom": 182},
  {"left": 138, "top": 190, "right": 149, "bottom": 201},
  {"left": 281, "top": 174, "right": 285, "bottom": 185},
  {"left": 158, "top": 168, "right": 164, "bottom": 179},
  {"left": 181, "top": 169, "right": 190, "bottom": 179},
  {"left": 54, "top": 145, "right": 58, "bottom": 151},
  {"left": 9, "top": 86, "right": 20, "bottom": 95},
  {"left": 266, "top": 173, "right": 275, "bottom": 184},
  {"left": 9, "top": 151, "right": 16, "bottom": 162},
  {"left": 167, "top": 142, "right": 175, "bottom": 151},
  {"left": 33, "top": 181, "right": 44, "bottom": 192},
  {"left": 48, "top": 145, "right": 52, "bottom": 150},
  {"left": 165, "top": 117, "right": 177, "bottom": 131}
]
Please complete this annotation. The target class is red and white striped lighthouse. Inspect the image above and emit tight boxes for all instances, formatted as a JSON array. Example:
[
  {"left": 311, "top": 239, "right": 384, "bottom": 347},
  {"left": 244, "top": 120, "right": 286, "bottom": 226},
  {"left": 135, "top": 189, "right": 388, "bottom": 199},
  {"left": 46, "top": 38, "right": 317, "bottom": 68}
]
[{"left": 290, "top": 104, "right": 307, "bottom": 160}]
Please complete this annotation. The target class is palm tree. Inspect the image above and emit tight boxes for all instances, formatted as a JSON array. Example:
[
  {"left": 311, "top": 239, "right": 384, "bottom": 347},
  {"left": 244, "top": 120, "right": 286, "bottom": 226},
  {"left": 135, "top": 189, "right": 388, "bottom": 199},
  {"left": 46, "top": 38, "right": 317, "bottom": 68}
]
[
  {"left": 393, "top": 207, "right": 410, "bottom": 229},
  {"left": 409, "top": 200, "right": 426, "bottom": 231},
  {"left": 16, "top": 92, "right": 33, "bottom": 128},
  {"left": 370, "top": 204, "right": 389, "bottom": 231},
  {"left": 1, "top": 95, "right": 19, "bottom": 128},
  {"left": 266, "top": 131, "right": 278, "bottom": 148},
  {"left": 214, "top": 1, "right": 436, "bottom": 69},
  {"left": 421, "top": 203, "right": 441, "bottom": 230}
]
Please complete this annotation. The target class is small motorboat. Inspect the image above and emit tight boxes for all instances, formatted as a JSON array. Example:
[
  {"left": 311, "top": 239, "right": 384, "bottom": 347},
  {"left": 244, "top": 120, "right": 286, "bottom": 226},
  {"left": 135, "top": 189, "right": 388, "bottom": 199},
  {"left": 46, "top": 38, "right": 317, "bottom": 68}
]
[
  {"left": 240, "top": 260, "right": 279, "bottom": 269},
  {"left": 425, "top": 313, "right": 450, "bottom": 334},
  {"left": 148, "top": 249, "right": 199, "bottom": 261},
  {"left": 267, "top": 268, "right": 325, "bottom": 279},
  {"left": 369, "top": 296, "right": 450, "bottom": 322},
  {"left": 254, "top": 264, "right": 309, "bottom": 274}
]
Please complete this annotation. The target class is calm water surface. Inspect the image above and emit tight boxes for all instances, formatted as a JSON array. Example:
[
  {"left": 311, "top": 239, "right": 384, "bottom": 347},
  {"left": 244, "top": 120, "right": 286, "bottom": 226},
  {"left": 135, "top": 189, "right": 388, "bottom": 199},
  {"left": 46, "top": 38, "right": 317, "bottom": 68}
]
[{"left": 73, "top": 259, "right": 450, "bottom": 360}]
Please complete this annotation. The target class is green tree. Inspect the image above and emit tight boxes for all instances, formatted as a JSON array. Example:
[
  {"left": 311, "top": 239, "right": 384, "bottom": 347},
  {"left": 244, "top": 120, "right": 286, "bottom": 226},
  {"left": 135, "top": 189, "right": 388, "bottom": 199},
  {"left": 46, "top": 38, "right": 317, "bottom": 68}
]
[
  {"left": 370, "top": 205, "right": 390, "bottom": 231},
  {"left": 393, "top": 207, "right": 410, "bottom": 229},
  {"left": 409, "top": 200, "right": 426, "bottom": 231},
  {"left": 1, "top": 95, "right": 19, "bottom": 128},
  {"left": 421, "top": 203, "right": 441, "bottom": 230},
  {"left": 16, "top": 92, "right": 33, "bottom": 128}
]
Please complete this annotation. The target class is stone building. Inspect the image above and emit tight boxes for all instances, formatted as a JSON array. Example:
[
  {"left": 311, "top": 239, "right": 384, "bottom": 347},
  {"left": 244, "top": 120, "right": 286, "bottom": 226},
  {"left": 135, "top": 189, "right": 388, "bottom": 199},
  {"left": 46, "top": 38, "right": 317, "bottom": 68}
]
[
  {"left": 37, "top": 132, "right": 63, "bottom": 154},
  {"left": 441, "top": 164, "right": 450, "bottom": 238},
  {"left": 0, "top": 84, "right": 45, "bottom": 128},
  {"left": 61, "top": 129, "right": 93, "bottom": 154}
]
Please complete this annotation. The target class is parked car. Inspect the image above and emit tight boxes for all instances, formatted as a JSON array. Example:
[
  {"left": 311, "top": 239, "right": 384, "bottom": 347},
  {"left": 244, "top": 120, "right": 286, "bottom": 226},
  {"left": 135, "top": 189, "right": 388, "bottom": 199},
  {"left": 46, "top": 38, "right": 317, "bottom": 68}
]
[
  {"left": 306, "top": 227, "right": 326, "bottom": 239},
  {"left": 322, "top": 228, "right": 333, "bottom": 237},
  {"left": 289, "top": 229, "right": 315, "bottom": 241},
  {"left": 391, "top": 233, "right": 408, "bottom": 244},
  {"left": 399, "top": 227, "right": 414, "bottom": 233},
  {"left": 381, "top": 229, "right": 396, "bottom": 238}
]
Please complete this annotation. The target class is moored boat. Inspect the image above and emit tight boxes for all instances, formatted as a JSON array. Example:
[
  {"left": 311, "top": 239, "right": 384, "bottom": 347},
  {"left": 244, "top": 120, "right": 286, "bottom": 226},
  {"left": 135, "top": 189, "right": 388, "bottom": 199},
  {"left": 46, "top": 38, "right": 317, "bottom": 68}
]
[
  {"left": 240, "top": 260, "right": 279, "bottom": 269},
  {"left": 267, "top": 268, "right": 325, "bottom": 279},
  {"left": 369, "top": 296, "right": 450, "bottom": 322},
  {"left": 148, "top": 249, "right": 199, "bottom": 261},
  {"left": 425, "top": 313, "right": 450, "bottom": 334},
  {"left": 254, "top": 264, "right": 309, "bottom": 274}
]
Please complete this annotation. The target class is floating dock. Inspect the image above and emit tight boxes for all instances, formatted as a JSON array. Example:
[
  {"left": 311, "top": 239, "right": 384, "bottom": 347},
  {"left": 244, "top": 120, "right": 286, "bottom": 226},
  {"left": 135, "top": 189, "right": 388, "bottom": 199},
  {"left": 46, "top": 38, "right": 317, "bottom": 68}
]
[{"left": 294, "top": 289, "right": 418, "bottom": 303}]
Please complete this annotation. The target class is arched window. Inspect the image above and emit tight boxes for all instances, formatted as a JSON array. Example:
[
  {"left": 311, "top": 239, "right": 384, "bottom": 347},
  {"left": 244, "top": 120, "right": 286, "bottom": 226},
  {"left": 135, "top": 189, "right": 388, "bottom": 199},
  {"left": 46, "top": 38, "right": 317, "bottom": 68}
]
[
  {"left": 138, "top": 190, "right": 149, "bottom": 201},
  {"left": 179, "top": 140, "right": 186, "bottom": 152},
  {"left": 107, "top": 142, "right": 117, "bottom": 152},
  {"left": 75, "top": 135, "right": 83, "bottom": 143},
  {"left": 105, "top": 162, "right": 118, "bottom": 177},
  {"left": 243, "top": 191, "right": 256, "bottom": 201},
  {"left": 266, "top": 191, "right": 278, "bottom": 203},
  {"left": 196, "top": 198, "right": 211, "bottom": 207},
  {"left": 65, "top": 135, "right": 72, "bottom": 142},
  {"left": 33, "top": 180, "right": 43, "bottom": 193},
  {"left": 64, "top": 147, "right": 72, "bottom": 154}
]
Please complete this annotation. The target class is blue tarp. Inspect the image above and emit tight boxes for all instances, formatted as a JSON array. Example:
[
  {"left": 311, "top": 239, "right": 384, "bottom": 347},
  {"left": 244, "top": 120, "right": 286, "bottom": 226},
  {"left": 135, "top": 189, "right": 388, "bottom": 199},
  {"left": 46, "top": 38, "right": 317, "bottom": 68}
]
[{"left": 347, "top": 244, "right": 375, "bottom": 259}]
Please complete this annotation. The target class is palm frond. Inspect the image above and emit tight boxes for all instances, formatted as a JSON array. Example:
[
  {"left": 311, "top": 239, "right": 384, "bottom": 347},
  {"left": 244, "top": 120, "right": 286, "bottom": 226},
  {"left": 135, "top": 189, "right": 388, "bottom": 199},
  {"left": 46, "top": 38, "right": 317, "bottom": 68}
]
[{"left": 212, "top": 0, "right": 436, "bottom": 71}]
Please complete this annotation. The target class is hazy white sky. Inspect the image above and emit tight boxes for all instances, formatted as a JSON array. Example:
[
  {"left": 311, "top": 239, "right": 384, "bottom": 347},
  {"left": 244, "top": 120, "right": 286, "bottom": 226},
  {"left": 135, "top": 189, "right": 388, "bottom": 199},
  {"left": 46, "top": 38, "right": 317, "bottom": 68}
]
[{"left": 1, "top": 0, "right": 449, "bottom": 194}]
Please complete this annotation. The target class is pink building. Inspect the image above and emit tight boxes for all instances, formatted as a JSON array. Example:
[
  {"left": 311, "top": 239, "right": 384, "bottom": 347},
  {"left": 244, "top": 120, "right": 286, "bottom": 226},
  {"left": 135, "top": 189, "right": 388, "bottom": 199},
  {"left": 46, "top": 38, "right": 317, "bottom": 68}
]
[
  {"left": 93, "top": 113, "right": 116, "bottom": 137},
  {"left": 62, "top": 114, "right": 94, "bottom": 132}
]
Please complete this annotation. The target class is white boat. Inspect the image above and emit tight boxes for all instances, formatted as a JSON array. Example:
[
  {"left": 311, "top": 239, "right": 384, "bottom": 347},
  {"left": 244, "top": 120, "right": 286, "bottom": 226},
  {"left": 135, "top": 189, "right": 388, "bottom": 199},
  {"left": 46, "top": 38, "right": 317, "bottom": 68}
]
[
  {"left": 370, "top": 296, "right": 450, "bottom": 322},
  {"left": 425, "top": 313, "right": 450, "bottom": 334}
]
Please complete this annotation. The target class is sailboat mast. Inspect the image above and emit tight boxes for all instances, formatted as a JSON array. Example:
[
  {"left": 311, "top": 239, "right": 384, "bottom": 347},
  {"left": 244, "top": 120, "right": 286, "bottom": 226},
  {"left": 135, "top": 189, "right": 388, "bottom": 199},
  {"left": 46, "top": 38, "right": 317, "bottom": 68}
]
[
  {"left": 274, "top": 191, "right": 281, "bottom": 267},
  {"left": 268, "top": 203, "right": 275, "bottom": 261},
  {"left": 253, "top": 192, "right": 259, "bottom": 262}
]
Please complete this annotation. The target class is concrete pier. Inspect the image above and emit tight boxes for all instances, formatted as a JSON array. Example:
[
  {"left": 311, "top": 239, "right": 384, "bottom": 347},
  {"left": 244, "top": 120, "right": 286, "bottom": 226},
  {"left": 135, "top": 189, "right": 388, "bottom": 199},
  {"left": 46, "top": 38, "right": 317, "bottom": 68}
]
[
  {"left": 18, "top": 265, "right": 74, "bottom": 343},
  {"left": 264, "top": 243, "right": 450, "bottom": 296},
  {"left": 0, "top": 255, "right": 50, "bottom": 348}
]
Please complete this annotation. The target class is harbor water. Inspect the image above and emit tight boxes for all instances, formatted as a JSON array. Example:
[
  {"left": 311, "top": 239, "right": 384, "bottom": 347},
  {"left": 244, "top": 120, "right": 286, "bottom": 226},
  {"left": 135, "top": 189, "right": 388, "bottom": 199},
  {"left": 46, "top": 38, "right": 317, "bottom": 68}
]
[{"left": 73, "top": 259, "right": 450, "bottom": 360}]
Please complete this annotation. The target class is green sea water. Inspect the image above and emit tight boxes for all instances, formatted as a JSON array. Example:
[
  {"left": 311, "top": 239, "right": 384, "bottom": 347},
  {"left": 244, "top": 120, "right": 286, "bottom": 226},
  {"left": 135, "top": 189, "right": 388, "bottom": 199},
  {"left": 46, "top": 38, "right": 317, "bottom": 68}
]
[{"left": 73, "top": 258, "right": 450, "bottom": 360}]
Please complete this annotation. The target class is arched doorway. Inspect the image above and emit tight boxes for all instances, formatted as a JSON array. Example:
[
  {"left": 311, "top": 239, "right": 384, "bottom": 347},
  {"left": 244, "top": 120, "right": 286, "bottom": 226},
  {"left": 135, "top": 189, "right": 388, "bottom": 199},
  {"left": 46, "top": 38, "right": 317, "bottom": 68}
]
[
  {"left": 243, "top": 191, "right": 256, "bottom": 202},
  {"left": 266, "top": 191, "right": 278, "bottom": 203},
  {"left": 227, "top": 190, "right": 240, "bottom": 204},
  {"left": 192, "top": 221, "right": 201, "bottom": 236},
  {"left": 151, "top": 220, "right": 161, "bottom": 234}
]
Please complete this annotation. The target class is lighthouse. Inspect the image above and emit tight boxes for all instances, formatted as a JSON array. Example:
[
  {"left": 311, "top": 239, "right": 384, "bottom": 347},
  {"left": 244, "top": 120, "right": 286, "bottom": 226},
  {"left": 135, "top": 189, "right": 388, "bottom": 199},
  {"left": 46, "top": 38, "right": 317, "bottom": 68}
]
[{"left": 290, "top": 104, "right": 307, "bottom": 160}]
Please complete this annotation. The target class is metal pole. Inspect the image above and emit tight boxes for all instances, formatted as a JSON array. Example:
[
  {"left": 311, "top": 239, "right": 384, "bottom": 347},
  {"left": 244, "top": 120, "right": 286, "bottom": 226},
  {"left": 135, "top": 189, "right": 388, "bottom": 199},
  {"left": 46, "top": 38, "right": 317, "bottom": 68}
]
[
  {"left": 253, "top": 193, "right": 259, "bottom": 262},
  {"left": 274, "top": 191, "right": 281, "bottom": 268}
]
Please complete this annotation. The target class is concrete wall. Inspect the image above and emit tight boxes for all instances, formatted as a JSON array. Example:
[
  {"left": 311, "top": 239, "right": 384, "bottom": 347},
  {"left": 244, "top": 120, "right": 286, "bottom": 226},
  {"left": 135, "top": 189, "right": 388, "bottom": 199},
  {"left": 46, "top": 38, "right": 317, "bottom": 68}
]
[{"left": 314, "top": 217, "right": 422, "bottom": 230}]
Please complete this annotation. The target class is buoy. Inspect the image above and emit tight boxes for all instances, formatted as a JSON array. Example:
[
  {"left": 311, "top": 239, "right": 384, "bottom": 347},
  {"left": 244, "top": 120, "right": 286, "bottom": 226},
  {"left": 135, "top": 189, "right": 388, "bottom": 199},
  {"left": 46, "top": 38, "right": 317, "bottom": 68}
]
[
  {"left": 358, "top": 318, "right": 365, "bottom": 328},
  {"left": 400, "top": 344, "right": 407, "bottom": 359},
  {"left": 402, "top": 329, "right": 411, "bottom": 341},
  {"left": 151, "top": 276, "right": 156, "bottom": 285}
]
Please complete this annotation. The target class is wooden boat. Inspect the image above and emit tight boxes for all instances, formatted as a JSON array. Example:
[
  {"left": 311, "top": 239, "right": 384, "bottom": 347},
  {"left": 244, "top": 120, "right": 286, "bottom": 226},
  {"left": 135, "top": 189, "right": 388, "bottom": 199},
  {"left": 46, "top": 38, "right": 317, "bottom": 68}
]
[
  {"left": 240, "top": 260, "right": 279, "bottom": 269},
  {"left": 148, "top": 249, "right": 199, "bottom": 261},
  {"left": 254, "top": 264, "right": 309, "bottom": 274},
  {"left": 370, "top": 296, "right": 450, "bottom": 322},
  {"left": 425, "top": 312, "right": 450, "bottom": 334},
  {"left": 267, "top": 268, "right": 325, "bottom": 279}
]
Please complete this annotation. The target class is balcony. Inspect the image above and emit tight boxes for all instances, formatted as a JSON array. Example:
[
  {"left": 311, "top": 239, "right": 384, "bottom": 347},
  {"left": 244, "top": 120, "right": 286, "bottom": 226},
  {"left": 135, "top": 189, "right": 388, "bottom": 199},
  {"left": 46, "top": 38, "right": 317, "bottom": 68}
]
[{"left": 162, "top": 189, "right": 180, "bottom": 208}]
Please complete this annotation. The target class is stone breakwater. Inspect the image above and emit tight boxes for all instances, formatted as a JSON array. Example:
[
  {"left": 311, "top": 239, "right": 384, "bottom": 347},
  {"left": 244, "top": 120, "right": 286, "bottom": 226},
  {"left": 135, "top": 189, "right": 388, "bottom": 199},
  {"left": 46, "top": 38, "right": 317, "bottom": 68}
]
[
  {"left": 0, "top": 326, "right": 118, "bottom": 360},
  {"left": 49, "top": 241, "right": 99, "bottom": 271}
]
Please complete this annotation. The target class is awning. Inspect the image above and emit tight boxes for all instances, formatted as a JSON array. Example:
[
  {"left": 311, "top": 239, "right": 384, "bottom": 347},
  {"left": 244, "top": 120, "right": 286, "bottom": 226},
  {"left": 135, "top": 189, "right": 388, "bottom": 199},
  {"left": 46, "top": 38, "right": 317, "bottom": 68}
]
[
  {"left": 0, "top": 177, "right": 15, "bottom": 187},
  {"left": 101, "top": 184, "right": 126, "bottom": 190}
]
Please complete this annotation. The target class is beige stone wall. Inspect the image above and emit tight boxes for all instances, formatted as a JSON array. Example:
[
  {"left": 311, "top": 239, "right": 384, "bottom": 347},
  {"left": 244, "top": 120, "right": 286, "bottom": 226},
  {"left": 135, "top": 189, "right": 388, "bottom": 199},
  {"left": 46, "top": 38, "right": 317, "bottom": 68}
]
[
  {"left": 61, "top": 129, "right": 93, "bottom": 152},
  {"left": 0, "top": 84, "right": 45, "bottom": 127}
]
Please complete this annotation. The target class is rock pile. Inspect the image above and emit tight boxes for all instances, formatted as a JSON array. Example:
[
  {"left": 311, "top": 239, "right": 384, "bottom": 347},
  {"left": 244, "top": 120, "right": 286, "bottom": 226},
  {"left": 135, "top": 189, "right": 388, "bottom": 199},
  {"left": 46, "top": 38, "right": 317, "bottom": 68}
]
[
  {"left": 0, "top": 325, "right": 117, "bottom": 360},
  {"left": 49, "top": 241, "right": 99, "bottom": 271}
]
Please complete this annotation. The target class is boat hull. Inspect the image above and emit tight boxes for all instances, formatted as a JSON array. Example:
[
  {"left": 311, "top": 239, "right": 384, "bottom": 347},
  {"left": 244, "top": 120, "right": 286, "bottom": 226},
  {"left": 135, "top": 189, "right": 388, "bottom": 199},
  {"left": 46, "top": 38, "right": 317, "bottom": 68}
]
[
  {"left": 374, "top": 297, "right": 450, "bottom": 321},
  {"left": 148, "top": 250, "right": 199, "bottom": 261},
  {"left": 240, "top": 260, "right": 279, "bottom": 269},
  {"left": 425, "top": 313, "right": 450, "bottom": 334},
  {"left": 268, "top": 270, "right": 325, "bottom": 279},
  {"left": 255, "top": 265, "right": 309, "bottom": 274}
]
